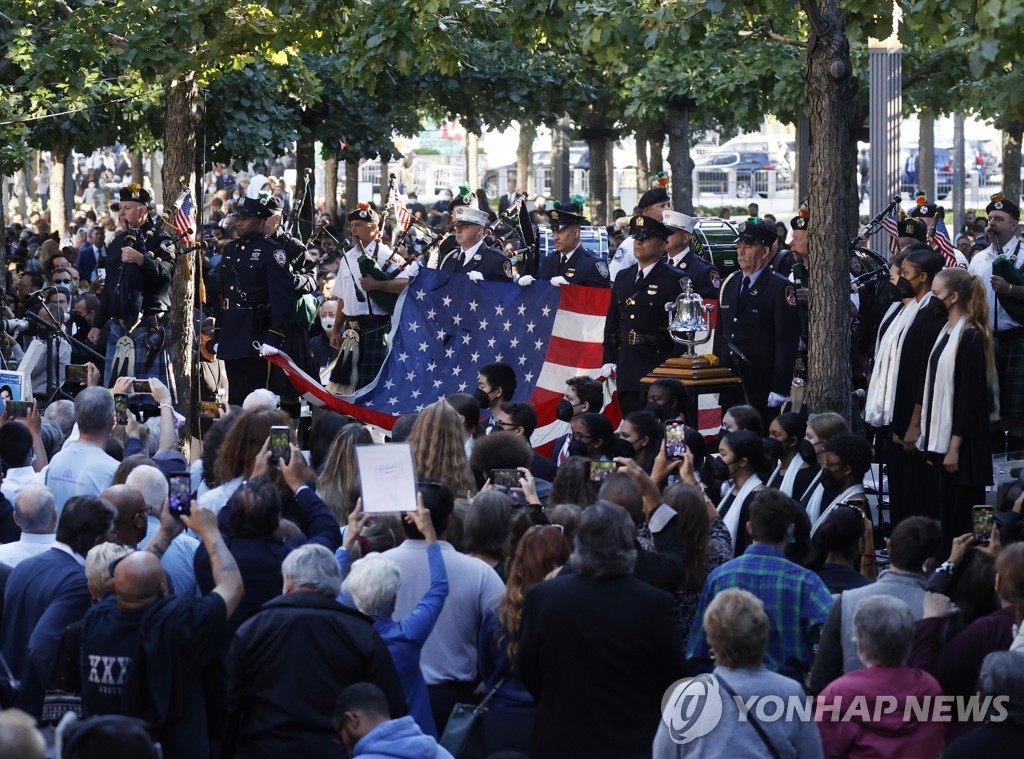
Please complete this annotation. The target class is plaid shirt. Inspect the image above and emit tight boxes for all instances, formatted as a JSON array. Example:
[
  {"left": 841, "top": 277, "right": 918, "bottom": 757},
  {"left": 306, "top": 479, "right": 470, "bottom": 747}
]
[{"left": 687, "top": 543, "right": 834, "bottom": 674}]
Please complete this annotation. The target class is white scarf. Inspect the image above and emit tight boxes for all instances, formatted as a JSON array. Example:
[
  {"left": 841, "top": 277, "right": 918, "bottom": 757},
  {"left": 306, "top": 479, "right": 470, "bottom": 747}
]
[
  {"left": 810, "top": 485, "right": 866, "bottom": 536},
  {"left": 800, "top": 469, "right": 822, "bottom": 503},
  {"left": 719, "top": 474, "right": 762, "bottom": 552},
  {"left": 779, "top": 452, "right": 806, "bottom": 497},
  {"left": 917, "top": 316, "right": 967, "bottom": 455},
  {"left": 865, "top": 297, "right": 924, "bottom": 427}
]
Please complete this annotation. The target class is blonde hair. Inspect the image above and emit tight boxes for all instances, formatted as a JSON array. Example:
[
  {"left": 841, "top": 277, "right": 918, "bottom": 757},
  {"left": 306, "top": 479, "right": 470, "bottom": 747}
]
[
  {"left": 806, "top": 411, "right": 848, "bottom": 442},
  {"left": 85, "top": 542, "right": 134, "bottom": 599},
  {"left": 704, "top": 588, "right": 770, "bottom": 668},
  {"left": 407, "top": 401, "right": 477, "bottom": 498},
  {"left": 936, "top": 267, "right": 996, "bottom": 382}
]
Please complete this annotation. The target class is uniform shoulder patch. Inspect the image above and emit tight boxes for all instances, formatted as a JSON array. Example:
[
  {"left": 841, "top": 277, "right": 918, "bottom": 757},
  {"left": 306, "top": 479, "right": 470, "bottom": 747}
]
[
  {"left": 710, "top": 269, "right": 721, "bottom": 289},
  {"left": 785, "top": 284, "right": 797, "bottom": 307},
  {"left": 502, "top": 259, "right": 513, "bottom": 278},
  {"left": 613, "top": 246, "right": 625, "bottom": 262},
  {"left": 274, "top": 250, "right": 287, "bottom": 267},
  {"left": 595, "top": 260, "right": 609, "bottom": 279}
]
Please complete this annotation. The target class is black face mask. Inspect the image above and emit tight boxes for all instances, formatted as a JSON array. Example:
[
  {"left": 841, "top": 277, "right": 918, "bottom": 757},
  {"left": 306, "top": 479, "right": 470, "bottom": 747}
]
[
  {"left": 567, "top": 438, "right": 589, "bottom": 457},
  {"left": 555, "top": 399, "right": 576, "bottom": 423},
  {"left": 894, "top": 276, "right": 915, "bottom": 300},
  {"left": 799, "top": 438, "right": 817, "bottom": 461},
  {"left": 644, "top": 400, "right": 667, "bottom": 420},
  {"left": 820, "top": 468, "right": 840, "bottom": 490},
  {"left": 474, "top": 388, "right": 492, "bottom": 408}
]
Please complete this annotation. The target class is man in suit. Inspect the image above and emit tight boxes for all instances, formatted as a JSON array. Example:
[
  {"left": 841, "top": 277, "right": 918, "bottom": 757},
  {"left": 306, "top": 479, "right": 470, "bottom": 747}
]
[
  {"left": 76, "top": 227, "right": 107, "bottom": 282},
  {"left": 516, "top": 502, "right": 687, "bottom": 759},
  {"left": 437, "top": 206, "right": 513, "bottom": 282},
  {"left": 520, "top": 199, "right": 609, "bottom": 289},
  {"left": 602, "top": 214, "right": 687, "bottom": 415},
  {"left": 497, "top": 178, "right": 522, "bottom": 216},
  {"left": 715, "top": 217, "right": 801, "bottom": 428},
  {"left": 662, "top": 209, "right": 720, "bottom": 300},
  {"left": 0, "top": 494, "right": 116, "bottom": 717}
]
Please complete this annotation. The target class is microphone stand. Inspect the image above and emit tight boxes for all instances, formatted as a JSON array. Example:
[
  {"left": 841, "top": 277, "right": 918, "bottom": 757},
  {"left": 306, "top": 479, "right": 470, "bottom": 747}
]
[{"left": 25, "top": 310, "right": 105, "bottom": 402}]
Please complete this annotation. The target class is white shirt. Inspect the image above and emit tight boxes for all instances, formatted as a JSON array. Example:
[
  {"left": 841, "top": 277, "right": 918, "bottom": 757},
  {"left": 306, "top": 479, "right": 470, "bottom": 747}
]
[
  {"left": 337, "top": 241, "right": 412, "bottom": 317},
  {"left": 246, "top": 173, "right": 269, "bottom": 198},
  {"left": 0, "top": 465, "right": 41, "bottom": 504},
  {"left": 43, "top": 441, "right": 119, "bottom": 515},
  {"left": 461, "top": 240, "right": 484, "bottom": 267},
  {"left": 198, "top": 476, "right": 244, "bottom": 514},
  {"left": 667, "top": 247, "right": 692, "bottom": 268},
  {"left": 0, "top": 532, "right": 57, "bottom": 568},
  {"left": 969, "top": 237, "right": 1024, "bottom": 331},
  {"left": 609, "top": 236, "right": 637, "bottom": 281},
  {"left": 51, "top": 540, "right": 86, "bottom": 567}
]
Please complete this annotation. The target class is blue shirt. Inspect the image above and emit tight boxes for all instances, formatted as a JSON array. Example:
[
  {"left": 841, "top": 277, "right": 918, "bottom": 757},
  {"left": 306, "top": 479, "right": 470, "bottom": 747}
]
[{"left": 687, "top": 544, "right": 833, "bottom": 674}]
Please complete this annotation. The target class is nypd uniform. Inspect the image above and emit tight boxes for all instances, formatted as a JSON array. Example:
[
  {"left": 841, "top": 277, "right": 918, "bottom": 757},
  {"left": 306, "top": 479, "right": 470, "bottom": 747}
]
[
  {"left": 210, "top": 197, "right": 295, "bottom": 407},
  {"left": 93, "top": 184, "right": 176, "bottom": 389},
  {"left": 608, "top": 186, "right": 671, "bottom": 282},
  {"left": 909, "top": 193, "right": 969, "bottom": 268},
  {"left": 662, "top": 210, "right": 721, "bottom": 300},
  {"left": 537, "top": 201, "right": 609, "bottom": 288},
  {"left": 603, "top": 215, "right": 686, "bottom": 414},
  {"left": 715, "top": 220, "right": 801, "bottom": 425},
  {"left": 437, "top": 206, "right": 513, "bottom": 281}
]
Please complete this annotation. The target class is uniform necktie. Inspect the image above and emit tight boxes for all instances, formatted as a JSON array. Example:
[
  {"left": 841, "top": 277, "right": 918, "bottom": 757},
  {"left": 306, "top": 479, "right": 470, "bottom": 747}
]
[
  {"left": 635, "top": 269, "right": 645, "bottom": 287},
  {"left": 740, "top": 276, "right": 751, "bottom": 299}
]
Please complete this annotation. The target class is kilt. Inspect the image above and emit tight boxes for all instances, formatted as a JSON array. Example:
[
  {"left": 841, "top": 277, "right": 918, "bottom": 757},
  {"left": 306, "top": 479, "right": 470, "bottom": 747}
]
[
  {"left": 996, "top": 334, "right": 1024, "bottom": 419},
  {"left": 104, "top": 320, "right": 173, "bottom": 401},
  {"left": 355, "top": 315, "right": 391, "bottom": 390}
]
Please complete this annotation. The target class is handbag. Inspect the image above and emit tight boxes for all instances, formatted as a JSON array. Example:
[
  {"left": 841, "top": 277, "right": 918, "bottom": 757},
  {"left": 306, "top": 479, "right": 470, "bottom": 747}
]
[
  {"left": 438, "top": 678, "right": 505, "bottom": 759},
  {"left": 715, "top": 674, "right": 782, "bottom": 759}
]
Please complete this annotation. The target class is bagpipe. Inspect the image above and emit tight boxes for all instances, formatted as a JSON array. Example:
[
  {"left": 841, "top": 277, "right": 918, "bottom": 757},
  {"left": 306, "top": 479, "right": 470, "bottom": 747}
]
[
  {"left": 485, "top": 195, "right": 539, "bottom": 276},
  {"left": 992, "top": 245, "right": 1024, "bottom": 326},
  {"left": 849, "top": 194, "right": 902, "bottom": 292}
]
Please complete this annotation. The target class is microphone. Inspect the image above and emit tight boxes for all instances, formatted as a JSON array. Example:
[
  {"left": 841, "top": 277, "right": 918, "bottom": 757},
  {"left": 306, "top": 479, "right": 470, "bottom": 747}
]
[{"left": 29, "top": 286, "right": 58, "bottom": 299}]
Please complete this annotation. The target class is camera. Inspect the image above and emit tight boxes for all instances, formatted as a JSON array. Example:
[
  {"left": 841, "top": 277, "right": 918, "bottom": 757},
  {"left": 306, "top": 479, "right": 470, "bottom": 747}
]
[{"left": 1, "top": 319, "right": 28, "bottom": 335}]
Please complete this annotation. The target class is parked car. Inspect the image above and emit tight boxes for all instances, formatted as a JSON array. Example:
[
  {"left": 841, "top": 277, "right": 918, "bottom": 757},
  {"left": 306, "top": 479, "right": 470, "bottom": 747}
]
[{"left": 693, "top": 151, "right": 793, "bottom": 198}]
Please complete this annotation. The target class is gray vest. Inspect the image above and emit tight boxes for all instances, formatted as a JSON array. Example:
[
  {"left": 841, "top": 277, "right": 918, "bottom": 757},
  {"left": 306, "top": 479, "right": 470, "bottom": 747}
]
[{"left": 839, "top": 569, "right": 928, "bottom": 673}]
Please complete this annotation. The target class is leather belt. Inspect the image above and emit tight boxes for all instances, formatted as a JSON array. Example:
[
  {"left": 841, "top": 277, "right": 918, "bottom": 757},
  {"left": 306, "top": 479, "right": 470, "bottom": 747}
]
[
  {"left": 624, "top": 330, "right": 662, "bottom": 347},
  {"left": 223, "top": 298, "right": 264, "bottom": 310}
]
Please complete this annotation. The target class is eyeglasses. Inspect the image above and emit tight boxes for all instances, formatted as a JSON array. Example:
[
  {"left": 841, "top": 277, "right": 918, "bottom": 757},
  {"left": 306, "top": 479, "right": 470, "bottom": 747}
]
[
  {"left": 52, "top": 279, "right": 72, "bottom": 284},
  {"left": 571, "top": 433, "right": 594, "bottom": 443},
  {"left": 494, "top": 420, "right": 520, "bottom": 431},
  {"left": 822, "top": 458, "right": 845, "bottom": 471}
]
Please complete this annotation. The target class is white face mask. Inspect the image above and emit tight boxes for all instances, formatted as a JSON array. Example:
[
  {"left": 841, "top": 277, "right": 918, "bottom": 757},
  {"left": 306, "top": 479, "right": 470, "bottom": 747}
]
[{"left": 321, "top": 317, "right": 335, "bottom": 332}]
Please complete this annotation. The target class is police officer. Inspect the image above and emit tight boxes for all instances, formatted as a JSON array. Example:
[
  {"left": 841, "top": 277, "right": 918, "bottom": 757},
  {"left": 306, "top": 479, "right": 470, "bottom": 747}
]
[
  {"left": 602, "top": 215, "right": 686, "bottom": 415},
  {"left": 715, "top": 218, "right": 801, "bottom": 428},
  {"left": 520, "top": 199, "right": 609, "bottom": 288},
  {"left": 608, "top": 184, "right": 672, "bottom": 281},
  {"left": 897, "top": 215, "right": 928, "bottom": 252},
  {"left": 437, "top": 206, "right": 513, "bottom": 281},
  {"left": 88, "top": 184, "right": 176, "bottom": 390},
  {"left": 210, "top": 196, "right": 295, "bottom": 407},
  {"left": 909, "top": 192, "right": 969, "bottom": 267},
  {"left": 662, "top": 210, "right": 720, "bottom": 300}
]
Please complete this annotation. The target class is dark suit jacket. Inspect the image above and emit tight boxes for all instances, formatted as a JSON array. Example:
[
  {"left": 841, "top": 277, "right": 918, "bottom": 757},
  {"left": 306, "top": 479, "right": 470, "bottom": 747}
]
[
  {"left": 517, "top": 572, "right": 687, "bottom": 759},
  {"left": 0, "top": 547, "right": 91, "bottom": 716},
  {"left": 666, "top": 247, "right": 721, "bottom": 301},
  {"left": 538, "top": 245, "right": 610, "bottom": 288},
  {"left": 498, "top": 192, "right": 522, "bottom": 215},
  {"left": 530, "top": 451, "right": 558, "bottom": 483},
  {"left": 437, "top": 243, "right": 513, "bottom": 282},
  {"left": 547, "top": 433, "right": 570, "bottom": 466}
]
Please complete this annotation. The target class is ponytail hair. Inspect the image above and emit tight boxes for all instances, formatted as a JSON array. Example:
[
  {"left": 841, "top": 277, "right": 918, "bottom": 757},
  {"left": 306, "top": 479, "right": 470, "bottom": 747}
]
[{"left": 937, "top": 267, "right": 995, "bottom": 381}]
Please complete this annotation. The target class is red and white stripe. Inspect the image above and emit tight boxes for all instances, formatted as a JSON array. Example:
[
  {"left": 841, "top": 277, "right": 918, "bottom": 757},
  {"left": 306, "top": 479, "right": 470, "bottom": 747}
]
[
  {"left": 172, "top": 191, "right": 195, "bottom": 244},
  {"left": 389, "top": 187, "right": 412, "bottom": 232}
]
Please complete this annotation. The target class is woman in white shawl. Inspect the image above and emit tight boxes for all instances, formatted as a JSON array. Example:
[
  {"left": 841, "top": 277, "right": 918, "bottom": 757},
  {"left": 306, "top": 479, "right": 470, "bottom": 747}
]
[
  {"left": 716, "top": 430, "right": 770, "bottom": 557},
  {"left": 800, "top": 412, "right": 850, "bottom": 518},
  {"left": 767, "top": 412, "right": 816, "bottom": 498},
  {"left": 918, "top": 267, "right": 996, "bottom": 546}
]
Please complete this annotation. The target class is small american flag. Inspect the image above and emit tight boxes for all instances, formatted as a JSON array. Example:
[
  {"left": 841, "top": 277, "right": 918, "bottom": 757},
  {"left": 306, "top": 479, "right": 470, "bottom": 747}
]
[
  {"left": 171, "top": 191, "right": 195, "bottom": 244},
  {"left": 881, "top": 204, "right": 901, "bottom": 256},
  {"left": 388, "top": 187, "right": 412, "bottom": 232},
  {"left": 932, "top": 216, "right": 962, "bottom": 268}
]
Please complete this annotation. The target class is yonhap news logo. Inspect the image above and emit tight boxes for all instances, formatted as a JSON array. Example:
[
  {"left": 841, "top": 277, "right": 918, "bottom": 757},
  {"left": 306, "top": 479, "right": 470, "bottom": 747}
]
[{"left": 661, "top": 674, "right": 1010, "bottom": 745}]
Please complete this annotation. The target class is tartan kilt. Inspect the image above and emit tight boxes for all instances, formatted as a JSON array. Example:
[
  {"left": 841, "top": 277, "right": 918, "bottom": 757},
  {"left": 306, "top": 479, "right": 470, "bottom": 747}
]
[
  {"left": 997, "top": 337, "right": 1024, "bottom": 419},
  {"left": 104, "top": 320, "right": 173, "bottom": 399},
  {"left": 355, "top": 315, "right": 391, "bottom": 390}
]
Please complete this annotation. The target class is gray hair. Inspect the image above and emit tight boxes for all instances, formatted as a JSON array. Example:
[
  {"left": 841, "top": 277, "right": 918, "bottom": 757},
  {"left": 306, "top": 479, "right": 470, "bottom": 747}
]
[
  {"left": 38, "top": 420, "right": 64, "bottom": 459},
  {"left": 85, "top": 542, "right": 134, "bottom": 599},
  {"left": 853, "top": 595, "right": 915, "bottom": 667},
  {"left": 281, "top": 544, "right": 342, "bottom": 598},
  {"left": 43, "top": 399, "right": 75, "bottom": 438},
  {"left": 978, "top": 651, "right": 1024, "bottom": 723},
  {"left": 568, "top": 500, "right": 637, "bottom": 578},
  {"left": 125, "top": 465, "right": 169, "bottom": 510},
  {"left": 14, "top": 485, "right": 56, "bottom": 534},
  {"left": 346, "top": 553, "right": 401, "bottom": 617},
  {"left": 74, "top": 387, "right": 115, "bottom": 435}
]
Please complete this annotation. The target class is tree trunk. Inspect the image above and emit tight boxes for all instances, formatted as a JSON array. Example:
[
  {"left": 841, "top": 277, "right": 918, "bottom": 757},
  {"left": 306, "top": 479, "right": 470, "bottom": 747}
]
[
  {"left": 667, "top": 104, "right": 695, "bottom": 215},
  {"left": 344, "top": 158, "right": 359, "bottom": 210},
  {"left": 296, "top": 130, "right": 315, "bottom": 240},
  {"left": 650, "top": 132, "right": 665, "bottom": 176},
  {"left": 919, "top": 117, "right": 935, "bottom": 200},
  {"left": 805, "top": 1, "right": 855, "bottom": 421},
  {"left": 1003, "top": 122, "right": 1023, "bottom": 204},
  {"left": 324, "top": 156, "right": 338, "bottom": 222},
  {"left": 516, "top": 123, "right": 536, "bottom": 197},
  {"left": 163, "top": 73, "right": 200, "bottom": 457},
  {"left": 48, "top": 145, "right": 68, "bottom": 237},
  {"left": 585, "top": 135, "right": 609, "bottom": 226},
  {"left": 605, "top": 138, "right": 616, "bottom": 217},
  {"left": 379, "top": 157, "right": 389, "bottom": 206},
  {"left": 466, "top": 132, "right": 479, "bottom": 193},
  {"left": 129, "top": 150, "right": 145, "bottom": 189},
  {"left": 635, "top": 130, "right": 650, "bottom": 191}
]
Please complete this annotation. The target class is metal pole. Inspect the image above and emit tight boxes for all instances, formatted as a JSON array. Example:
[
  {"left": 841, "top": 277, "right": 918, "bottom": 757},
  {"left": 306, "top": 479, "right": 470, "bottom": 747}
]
[
  {"left": 952, "top": 115, "right": 966, "bottom": 237},
  {"left": 868, "top": 38, "right": 902, "bottom": 254},
  {"left": 551, "top": 114, "right": 571, "bottom": 202}
]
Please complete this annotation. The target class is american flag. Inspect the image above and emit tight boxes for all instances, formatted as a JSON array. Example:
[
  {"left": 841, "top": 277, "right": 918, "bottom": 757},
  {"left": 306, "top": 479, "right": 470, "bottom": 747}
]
[
  {"left": 265, "top": 268, "right": 621, "bottom": 446},
  {"left": 932, "top": 216, "right": 961, "bottom": 268},
  {"left": 171, "top": 190, "right": 195, "bottom": 244},
  {"left": 881, "top": 203, "right": 901, "bottom": 256},
  {"left": 388, "top": 187, "right": 412, "bottom": 233}
]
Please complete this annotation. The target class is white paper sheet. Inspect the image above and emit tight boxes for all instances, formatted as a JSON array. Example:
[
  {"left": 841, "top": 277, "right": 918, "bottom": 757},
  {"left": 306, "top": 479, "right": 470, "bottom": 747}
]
[{"left": 356, "top": 443, "right": 418, "bottom": 513}]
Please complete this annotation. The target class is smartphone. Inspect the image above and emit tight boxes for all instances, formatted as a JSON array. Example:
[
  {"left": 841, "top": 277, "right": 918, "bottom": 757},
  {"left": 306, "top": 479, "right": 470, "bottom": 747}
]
[
  {"left": 972, "top": 505, "right": 995, "bottom": 545},
  {"left": 66, "top": 364, "right": 89, "bottom": 384},
  {"left": 132, "top": 379, "right": 151, "bottom": 394},
  {"left": 270, "top": 425, "right": 291, "bottom": 464},
  {"left": 198, "top": 401, "right": 223, "bottom": 417},
  {"left": 114, "top": 393, "right": 129, "bottom": 425},
  {"left": 168, "top": 473, "right": 192, "bottom": 517},
  {"left": 4, "top": 400, "right": 31, "bottom": 418},
  {"left": 589, "top": 460, "right": 617, "bottom": 482},
  {"left": 665, "top": 422, "right": 687, "bottom": 460},
  {"left": 96, "top": 269, "right": 106, "bottom": 281},
  {"left": 490, "top": 468, "right": 521, "bottom": 489}
]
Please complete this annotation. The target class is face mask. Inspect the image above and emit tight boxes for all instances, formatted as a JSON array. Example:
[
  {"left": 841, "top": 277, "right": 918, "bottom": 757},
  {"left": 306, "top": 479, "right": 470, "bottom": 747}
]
[
  {"left": 644, "top": 400, "right": 666, "bottom": 420},
  {"left": 798, "top": 438, "right": 817, "bottom": 461},
  {"left": 555, "top": 399, "right": 576, "bottom": 423},
  {"left": 819, "top": 468, "right": 839, "bottom": 490},
  {"left": 567, "top": 438, "right": 589, "bottom": 457},
  {"left": 894, "top": 276, "right": 915, "bottom": 300},
  {"left": 321, "top": 317, "right": 335, "bottom": 332},
  {"left": 474, "top": 388, "right": 493, "bottom": 408}
]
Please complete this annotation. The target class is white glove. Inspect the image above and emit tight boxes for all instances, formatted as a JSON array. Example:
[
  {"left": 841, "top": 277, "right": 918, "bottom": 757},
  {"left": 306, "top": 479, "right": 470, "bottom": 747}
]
[
  {"left": 767, "top": 392, "right": 789, "bottom": 408},
  {"left": 601, "top": 363, "right": 616, "bottom": 378},
  {"left": 517, "top": 275, "right": 534, "bottom": 286},
  {"left": 550, "top": 276, "right": 569, "bottom": 287},
  {"left": 466, "top": 271, "right": 484, "bottom": 283}
]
